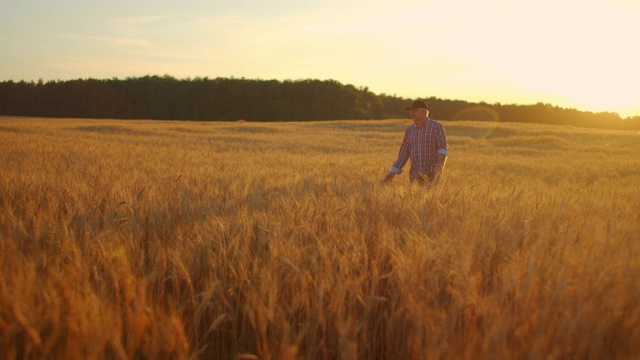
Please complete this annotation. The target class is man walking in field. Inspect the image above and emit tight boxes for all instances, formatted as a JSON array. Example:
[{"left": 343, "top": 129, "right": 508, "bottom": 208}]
[{"left": 383, "top": 100, "right": 448, "bottom": 185}]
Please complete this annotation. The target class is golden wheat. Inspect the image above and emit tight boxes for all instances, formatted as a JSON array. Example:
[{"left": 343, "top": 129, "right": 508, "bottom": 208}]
[{"left": 0, "top": 117, "right": 639, "bottom": 359}]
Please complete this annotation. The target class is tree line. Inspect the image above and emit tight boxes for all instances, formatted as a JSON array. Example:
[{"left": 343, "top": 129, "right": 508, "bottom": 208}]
[{"left": 1, "top": 75, "right": 638, "bottom": 129}]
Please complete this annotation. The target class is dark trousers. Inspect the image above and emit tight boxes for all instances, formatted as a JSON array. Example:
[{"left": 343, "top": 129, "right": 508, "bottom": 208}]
[{"left": 410, "top": 172, "right": 435, "bottom": 185}]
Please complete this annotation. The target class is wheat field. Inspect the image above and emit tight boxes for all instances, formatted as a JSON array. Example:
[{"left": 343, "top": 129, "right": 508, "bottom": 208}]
[{"left": 1, "top": 117, "right": 639, "bottom": 359}]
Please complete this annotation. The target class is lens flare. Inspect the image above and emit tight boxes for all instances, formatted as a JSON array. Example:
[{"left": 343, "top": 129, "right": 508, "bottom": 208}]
[{"left": 451, "top": 106, "right": 500, "bottom": 139}]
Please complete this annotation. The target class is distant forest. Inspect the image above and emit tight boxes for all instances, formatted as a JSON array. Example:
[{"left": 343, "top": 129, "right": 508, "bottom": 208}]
[{"left": 1, "top": 75, "right": 638, "bottom": 130}]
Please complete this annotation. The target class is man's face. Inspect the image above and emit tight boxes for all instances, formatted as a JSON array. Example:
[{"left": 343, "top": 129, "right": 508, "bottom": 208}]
[{"left": 410, "top": 108, "right": 426, "bottom": 121}]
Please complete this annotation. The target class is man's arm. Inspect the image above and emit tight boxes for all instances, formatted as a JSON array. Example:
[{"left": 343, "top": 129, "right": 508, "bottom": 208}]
[
  {"left": 433, "top": 152, "right": 447, "bottom": 174},
  {"left": 433, "top": 123, "right": 448, "bottom": 174},
  {"left": 383, "top": 130, "right": 411, "bottom": 183}
]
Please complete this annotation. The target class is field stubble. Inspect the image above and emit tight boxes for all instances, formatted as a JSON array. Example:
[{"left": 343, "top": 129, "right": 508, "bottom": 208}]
[{"left": 1, "top": 117, "right": 639, "bottom": 359}]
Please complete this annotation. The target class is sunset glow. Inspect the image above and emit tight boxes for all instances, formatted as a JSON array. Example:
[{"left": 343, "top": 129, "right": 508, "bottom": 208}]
[{"left": 1, "top": 0, "right": 638, "bottom": 117}]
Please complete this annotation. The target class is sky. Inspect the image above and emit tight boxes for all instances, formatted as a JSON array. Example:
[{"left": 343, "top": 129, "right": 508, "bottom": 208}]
[{"left": 1, "top": 0, "right": 639, "bottom": 118}]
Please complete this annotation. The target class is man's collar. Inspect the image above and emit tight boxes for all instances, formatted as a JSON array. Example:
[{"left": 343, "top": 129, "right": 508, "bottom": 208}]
[{"left": 414, "top": 117, "right": 429, "bottom": 128}]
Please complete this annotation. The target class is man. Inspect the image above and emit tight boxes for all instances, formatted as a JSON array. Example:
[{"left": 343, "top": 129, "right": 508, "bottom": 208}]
[{"left": 383, "top": 100, "right": 448, "bottom": 185}]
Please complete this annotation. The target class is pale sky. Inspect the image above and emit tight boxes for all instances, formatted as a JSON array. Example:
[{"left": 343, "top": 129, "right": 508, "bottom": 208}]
[{"left": 2, "top": 0, "right": 639, "bottom": 117}]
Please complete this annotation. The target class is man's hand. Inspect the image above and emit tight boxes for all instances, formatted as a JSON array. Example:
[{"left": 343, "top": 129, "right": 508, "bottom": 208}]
[
  {"left": 382, "top": 172, "right": 396, "bottom": 183},
  {"left": 434, "top": 154, "right": 447, "bottom": 175},
  {"left": 433, "top": 163, "right": 444, "bottom": 175}
]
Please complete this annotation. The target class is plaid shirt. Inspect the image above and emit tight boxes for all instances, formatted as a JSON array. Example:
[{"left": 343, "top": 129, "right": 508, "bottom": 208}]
[{"left": 391, "top": 119, "right": 448, "bottom": 179}]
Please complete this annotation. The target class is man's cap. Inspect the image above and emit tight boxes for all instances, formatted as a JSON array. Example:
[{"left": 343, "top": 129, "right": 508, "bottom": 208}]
[{"left": 405, "top": 100, "right": 428, "bottom": 110}]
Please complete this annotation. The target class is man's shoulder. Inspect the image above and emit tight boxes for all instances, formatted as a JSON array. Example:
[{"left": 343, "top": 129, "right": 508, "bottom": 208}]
[{"left": 427, "top": 118, "right": 445, "bottom": 129}]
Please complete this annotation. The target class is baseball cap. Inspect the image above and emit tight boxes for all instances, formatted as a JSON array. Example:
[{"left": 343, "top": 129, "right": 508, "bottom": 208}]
[{"left": 405, "top": 100, "right": 428, "bottom": 110}]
